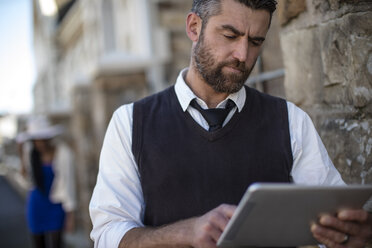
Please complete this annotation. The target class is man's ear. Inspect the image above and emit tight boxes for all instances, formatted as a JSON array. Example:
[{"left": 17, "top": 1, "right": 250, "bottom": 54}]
[{"left": 186, "top": 12, "right": 202, "bottom": 42}]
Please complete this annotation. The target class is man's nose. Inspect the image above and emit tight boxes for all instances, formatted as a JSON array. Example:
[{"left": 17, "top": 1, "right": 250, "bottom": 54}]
[{"left": 232, "top": 40, "right": 248, "bottom": 63}]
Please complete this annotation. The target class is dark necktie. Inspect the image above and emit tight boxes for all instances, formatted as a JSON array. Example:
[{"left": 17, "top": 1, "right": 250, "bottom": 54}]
[{"left": 190, "top": 99, "right": 236, "bottom": 132}]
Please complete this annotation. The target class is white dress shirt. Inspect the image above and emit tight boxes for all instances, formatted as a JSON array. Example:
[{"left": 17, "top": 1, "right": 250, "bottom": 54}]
[{"left": 89, "top": 68, "right": 345, "bottom": 247}]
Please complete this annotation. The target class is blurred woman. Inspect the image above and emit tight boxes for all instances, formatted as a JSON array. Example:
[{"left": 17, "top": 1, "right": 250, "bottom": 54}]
[{"left": 17, "top": 116, "right": 76, "bottom": 248}]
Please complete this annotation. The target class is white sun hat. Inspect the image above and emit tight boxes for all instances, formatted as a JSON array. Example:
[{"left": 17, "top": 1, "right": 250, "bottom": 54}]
[{"left": 18, "top": 116, "right": 64, "bottom": 141}]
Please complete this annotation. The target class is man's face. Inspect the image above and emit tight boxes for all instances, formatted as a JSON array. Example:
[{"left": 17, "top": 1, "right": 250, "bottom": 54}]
[{"left": 193, "top": 0, "right": 271, "bottom": 94}]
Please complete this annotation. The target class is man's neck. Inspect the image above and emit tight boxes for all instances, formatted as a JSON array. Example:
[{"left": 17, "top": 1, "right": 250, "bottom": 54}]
[{"left": 185, "top": 67, "right": 229, "bottom": 108}]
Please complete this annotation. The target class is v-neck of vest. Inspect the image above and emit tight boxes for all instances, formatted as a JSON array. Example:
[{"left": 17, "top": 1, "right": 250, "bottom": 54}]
[{"left": 170, "top": 86, "right": 251, "bottom": 142}]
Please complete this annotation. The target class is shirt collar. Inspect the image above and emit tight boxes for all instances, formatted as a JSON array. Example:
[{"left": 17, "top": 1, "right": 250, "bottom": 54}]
[{"left": 174, "top": 68, "right": 246, "bottom": 112}]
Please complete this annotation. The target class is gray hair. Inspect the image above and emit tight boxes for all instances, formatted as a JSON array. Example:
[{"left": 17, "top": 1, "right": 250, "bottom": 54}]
[{"left": 191, "top": 0, "right": 277, "bottom": 26}]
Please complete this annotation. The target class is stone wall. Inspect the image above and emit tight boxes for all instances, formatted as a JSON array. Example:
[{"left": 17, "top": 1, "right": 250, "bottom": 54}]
[{"left": 279, "top": 0, "right": 372, "bottom": 184}]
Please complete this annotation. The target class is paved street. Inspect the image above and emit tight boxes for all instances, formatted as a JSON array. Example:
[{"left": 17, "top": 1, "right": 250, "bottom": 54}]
[{"left": 0, "top": 175, "right": 32, "bottom": 248}]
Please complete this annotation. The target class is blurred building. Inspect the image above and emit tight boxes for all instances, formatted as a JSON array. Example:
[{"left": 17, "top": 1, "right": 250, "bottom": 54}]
[
  {"left": 0, "top": 115, "right": 27, "bottom": 170},
  {"left": 31, "top": 0, "right": 372, "bottom": 246},
  {"left": 0, "top": 115, "right": 19, "bottom": 173}
]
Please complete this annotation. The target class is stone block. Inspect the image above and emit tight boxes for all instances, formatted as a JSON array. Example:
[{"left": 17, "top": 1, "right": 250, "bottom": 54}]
[
  {"left": 323, "top": 84, "right": 353, "bottom": 106},
  {"left": 319, "top": 25, "right": 348, "bottom": 87},
  {"left": 319, "top": 116, "right": 372, "bottom": 184},
  {"left": 319, "top": 12, "right": 372, "bottom": 107},
  {"left": 327, "top": 0, "right": 372, "bottom": 10},
  {"left": 280, "top": 27, "right": 324, "bottom": 107},
  {"left": 311, "top": 0, "right": 330, "bottom": 13},
  {"left": 278, "top": 0, "right": 307, "bottom": 26}
]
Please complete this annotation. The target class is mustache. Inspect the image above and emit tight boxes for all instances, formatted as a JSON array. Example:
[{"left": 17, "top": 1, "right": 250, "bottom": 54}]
[{"left": 220, "top": 60, "right": 247, "bottom": 72}]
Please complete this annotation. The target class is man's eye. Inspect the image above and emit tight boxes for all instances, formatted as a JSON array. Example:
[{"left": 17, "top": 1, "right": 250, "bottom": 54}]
[
  {"left": 224, "top": 35, "right": 236, "bottom": 40},
  {"left": 250, "top": 40, "right": 261, "bottom": 46}
]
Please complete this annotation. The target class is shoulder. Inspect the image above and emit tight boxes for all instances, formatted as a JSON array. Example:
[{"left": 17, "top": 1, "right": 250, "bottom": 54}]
[
  {"left": 134, "top": 86, "right": 175, "bottom": 107},
  {"left": 245, "top": 86, "right": 286, "bottom": 105},
  {"left": 246, "top": 86, "right": 311, "bottom": 122},
  {"left": 286, "top": 101, "right": 306, "bottom": 116},
  {"left": 244, "top": 86, "right": 289, "bottom": 119},
  {"left": 286, "top": 101, "right": 313, "bottom": 127},
  {"left": 105, "top": 103, "right": 134, "bottom": 140},
  {"left": 113, "top": 103, "right": 134, "bottom": 122},
  {"left": 108, "top": 87, "right": 175, "bottom": 126},
  {"left": 132, "top": 86, "right": 176, "bottom": 122}
]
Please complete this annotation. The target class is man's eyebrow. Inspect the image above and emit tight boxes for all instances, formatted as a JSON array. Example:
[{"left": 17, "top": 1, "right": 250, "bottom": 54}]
[
  {"left": 249, "top": 36, "right": 265, "bottom": 42},
  {"left": 221, "top": 24, "right": 266, "bottom": 42},
  {"left": 221, "top": 24, "right": 245, "bottom": 36}
]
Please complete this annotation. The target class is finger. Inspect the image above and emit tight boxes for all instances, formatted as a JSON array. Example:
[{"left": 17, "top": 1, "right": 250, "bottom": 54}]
[
  {"left": 314, "top": 232, "right": 367, "bottom": 248},
  {"left": 209, "top": 210, "right": 230, "bottom": 232},
  {"left": 312, "top": 232, "right": 345, "bottom": 248},
  {"left": 205, "top": 237, "right": 218, "bottom": 248},
  {"left": 311, "top": 223, "right": 348, "bottom": 244},
  {"left": 202, "top": 221, "right": 223, "bottom": 243},
  {"left": 338, "top": 209, "right": 370, "bottom": 223},
  {"left": 204, "top": 205, "right": 236, "bottom": 243},
  {"left": 319, "top": 215, "right": 362, "bottom": 237},
  {"left": 194, "top": 220, "right": 221, "bottom": 248},
  {"left": 217, "top": 204, "right": 236, "bottom": 219}
]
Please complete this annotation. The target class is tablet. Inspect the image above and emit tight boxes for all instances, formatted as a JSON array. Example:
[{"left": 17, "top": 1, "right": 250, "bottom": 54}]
[{"left": 217, "top": 183, "right": 372, "bottom": 247}]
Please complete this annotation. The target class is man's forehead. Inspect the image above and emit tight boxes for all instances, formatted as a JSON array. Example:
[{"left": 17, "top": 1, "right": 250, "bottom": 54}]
[
  {"left": 219, "top": 0, "right": 270, "bottom": 18},
  {"left": 210, "top": 1, "right": 271, "bottom": 34}
]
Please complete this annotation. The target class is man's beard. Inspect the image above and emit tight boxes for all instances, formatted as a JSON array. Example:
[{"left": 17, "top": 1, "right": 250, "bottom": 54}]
[{"left": 193, "top": 32, "right": 254, "bottom": 94}]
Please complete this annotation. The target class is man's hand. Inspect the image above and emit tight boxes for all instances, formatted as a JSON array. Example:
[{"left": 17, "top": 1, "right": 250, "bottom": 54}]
[
  {"left": 119, "top": 204, "right": 236, "bottom": 248},
  {"left": 191, "top": 204, "right": 236, "bottom": 248},
  {"left": 311, "top": 209, "right": 372, "bottom": 248}
]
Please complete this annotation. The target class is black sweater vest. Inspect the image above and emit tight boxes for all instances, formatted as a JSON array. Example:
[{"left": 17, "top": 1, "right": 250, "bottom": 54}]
[{"left": 132, "top": 86, "right": 293, "bottom": 227}]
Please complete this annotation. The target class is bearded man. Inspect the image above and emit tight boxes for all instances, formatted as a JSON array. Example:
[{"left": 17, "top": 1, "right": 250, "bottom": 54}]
[{"left": 89, "top": 0, "right": 372, "bottom": 247}]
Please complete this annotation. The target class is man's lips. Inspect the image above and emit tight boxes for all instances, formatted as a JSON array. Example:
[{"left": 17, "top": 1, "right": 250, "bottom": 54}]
[{"left": 225, "top": 65, "right": 245, "bottom": 73}]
